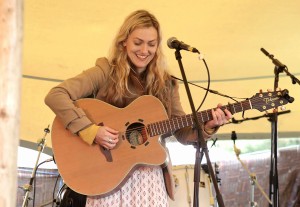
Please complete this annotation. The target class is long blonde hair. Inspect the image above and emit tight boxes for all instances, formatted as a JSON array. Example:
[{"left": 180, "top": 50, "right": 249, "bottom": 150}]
[{"left": 106, "top": 10, "right": 173, "bottom": 108}]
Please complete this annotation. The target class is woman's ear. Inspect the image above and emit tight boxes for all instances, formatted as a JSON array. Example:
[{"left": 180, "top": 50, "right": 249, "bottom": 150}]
[{"left": 122, "top": 41, "right": 127, "bottom": 47}]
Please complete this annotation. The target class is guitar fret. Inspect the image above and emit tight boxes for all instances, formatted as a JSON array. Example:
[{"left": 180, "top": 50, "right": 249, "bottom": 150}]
[
  {"left": 189, "top": 114, "right": 194, "bottom": 126},
  {"left": 152, "top": 124, "right": 156, "bottom": 136},
  {"left": 164, "top": 121, "right": 170, "bottom": 132},
  {"left": 208, "top": 110, "right": 212, "bottom": 121},
  {"left": 174, "top": 119, "right": 178, "bottom": 131},
  {"left": 159, "top": 122, "right": 162, "bottom": 134},
  {"left": 173, "top": 118, "right": 177, "bottom": 131},
  {"left": 175, "top": 118, "right": 178, "bottom": 130},
  {"left": 161, "top": 120, "right": 166, "bottom": 134},
  {"left": 173, "top": 119, "right": 177, "bottom": 131},
  {"left": 169, "top": 119, "right": 174, "bottom": 132},
  {"left": 150, "top": 123, "right": 155, "bottom": 136},
  {"left": 185, "top": 116, "right": 189, "bottom": 128},
  {"left": 186, "top": 116, "right": 192, "bottom": 126},
  {"left": 201, "top": 111, "right": 205, "bottom": 122},
  {"left": 232, "top": 104, "right": 237, "bottom": 114},
  {"left": 157, "top": 122, "right": 162, "bottom": 134},
  {"left": 168, "top": 120, "right": 173, "bottom": 132},
  {"left": 177, "top": 117, "right": 181, "bottom": 129},
  {"left": 198, "top": 112, "right": 203, "bottom": 123},
  {"left": 161, "top": 122, "right": 165, "bottom": 134},
  {"left": 146, "top": 124, "right": 154, "bottom": 137},
  {"left": 156, "top": 122, "right": 161, "bottom": 135},
  {"left": 240, "top": 102, "right": 244, "bottom": 111},
  {"left": 233, "top": 103, "right": 240, "bottom": 112},
  {"left": 248, "top": 99, "right": 252, "bottom": 109},
  {"left": 154, "top": 123, "right": 158, "bottom": 136},
  {"left": 160, "top": 122, "right": 164, "bottom": 134},
  {"left": 168, "top": 120, "right": 173, "bottom": 133},
  {"left": 180, "top": 117, "right": 184, "bottom": 129},
  {"left": 150, "top": 125, "right": 154, "bottom": 136},
  {"left": 197, "top": 113, "right": 202, "bottom": 124},
  {"left": 160, "top": 121, "right": 165, "bottom": 134},
  {"left": 180, "top": 117, "right": 184, "bottom": 128},
  {"left": 205, "top": 110, "right": 209, "bottom": 121},
  {"left": 173, "top": 119, "right": 178, "bottom": 131}
]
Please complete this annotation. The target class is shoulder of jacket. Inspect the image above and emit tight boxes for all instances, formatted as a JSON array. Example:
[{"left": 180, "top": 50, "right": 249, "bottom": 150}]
[{"left": 95, "top": 57, "right": 110, "bottom": 69}]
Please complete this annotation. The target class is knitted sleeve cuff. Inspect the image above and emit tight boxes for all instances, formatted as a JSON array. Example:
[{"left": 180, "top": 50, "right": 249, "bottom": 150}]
[{"left": 78, "top": 124, "right": 100, "bottom": 145}]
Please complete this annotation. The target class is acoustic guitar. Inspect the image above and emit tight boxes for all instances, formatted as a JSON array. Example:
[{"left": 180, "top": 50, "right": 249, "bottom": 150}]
[{"left": 51, "top": 90, "right": 291, "bottom": 196}]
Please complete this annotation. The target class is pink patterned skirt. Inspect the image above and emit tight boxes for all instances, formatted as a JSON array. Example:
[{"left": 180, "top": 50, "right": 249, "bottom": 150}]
[{"left": 85, "top": 166, "right": 169, "bottom": 207}]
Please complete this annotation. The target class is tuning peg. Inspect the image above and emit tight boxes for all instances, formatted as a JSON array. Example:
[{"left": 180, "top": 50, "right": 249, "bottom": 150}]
[
  {"left": 280, "top": 106, "right": 286, "bottom": 111},
  {"left": 282, "top": 89, "right": 295, "bottom": 103},
  {"left": 259, "top": 89, "right": 263, "bottom": 93}
]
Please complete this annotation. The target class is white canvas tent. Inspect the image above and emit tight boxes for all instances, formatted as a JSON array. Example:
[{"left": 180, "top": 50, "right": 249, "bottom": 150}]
[{"left": 21, "top": 0, "right": 300, "bottom": 149}]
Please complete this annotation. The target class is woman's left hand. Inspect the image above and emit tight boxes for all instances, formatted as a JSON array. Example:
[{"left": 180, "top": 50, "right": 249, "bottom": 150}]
[{"left": 204, "top": 103, "right": 232, "bottom": 130}]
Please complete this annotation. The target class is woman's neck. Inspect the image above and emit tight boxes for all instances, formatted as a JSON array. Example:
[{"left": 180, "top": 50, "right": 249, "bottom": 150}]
[{"left": 130, "top": 66, "right": 147, "bottom": 77}]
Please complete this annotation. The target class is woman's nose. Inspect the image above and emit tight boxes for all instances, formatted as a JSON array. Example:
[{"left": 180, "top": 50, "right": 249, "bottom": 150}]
[{"left": 140, "top": 44, "right": 148, "bottom": 53}]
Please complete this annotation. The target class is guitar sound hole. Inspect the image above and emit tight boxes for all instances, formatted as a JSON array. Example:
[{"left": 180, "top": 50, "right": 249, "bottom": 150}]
[{"left": 125, "top": 122, "right": 147, "bottom": 146}]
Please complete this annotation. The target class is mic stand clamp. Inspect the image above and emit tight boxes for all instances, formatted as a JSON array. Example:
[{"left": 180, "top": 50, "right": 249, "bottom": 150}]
[
  {"left": 173, "top": 49, "right": 225, "bottom": 207},
  {"left": 21, "top": 126, "right": 50, "bottom": 207},
  {"left": 261, "top": 48, "right": 300, "bottom": 86}
]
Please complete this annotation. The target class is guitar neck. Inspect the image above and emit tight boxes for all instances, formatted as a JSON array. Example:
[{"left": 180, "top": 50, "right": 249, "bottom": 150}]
[{"left": 148, "top": 99, "right": 252, "bottom": 137}]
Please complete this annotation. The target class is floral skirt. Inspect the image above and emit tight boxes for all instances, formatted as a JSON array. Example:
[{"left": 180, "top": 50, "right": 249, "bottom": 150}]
[{"left": 85, "top": 166, "right": 169, "bottom": 207}]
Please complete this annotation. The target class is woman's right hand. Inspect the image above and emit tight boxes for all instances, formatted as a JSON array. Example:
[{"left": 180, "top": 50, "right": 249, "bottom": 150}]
[{"left": 94, "top": 126, "right": 119, "bottom": 150}]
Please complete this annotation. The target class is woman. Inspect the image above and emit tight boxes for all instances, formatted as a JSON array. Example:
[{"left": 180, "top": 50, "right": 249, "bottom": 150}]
[{"left": 45, "top": 9, "right": 232, "bottom": 207}]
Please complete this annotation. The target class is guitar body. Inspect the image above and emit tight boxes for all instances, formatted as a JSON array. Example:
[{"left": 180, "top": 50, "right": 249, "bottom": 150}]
[
  {"left": 51, "top": 89, "right": 291, "bottom": 197},
  {"left": 51, "top": 96, "right": 169, "bottom": 196}
]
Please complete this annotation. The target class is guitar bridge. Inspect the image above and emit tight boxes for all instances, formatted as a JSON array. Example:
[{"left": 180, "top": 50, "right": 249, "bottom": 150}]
[{"left": 99, "top": 146, "right": 113, "bottom": 162}]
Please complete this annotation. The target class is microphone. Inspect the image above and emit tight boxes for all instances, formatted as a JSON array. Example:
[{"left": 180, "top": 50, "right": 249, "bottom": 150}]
[
  {"left": 260, "top": 48, "right": 270, "bottom": 57},
  {"left": 167, "top": 37, "right": 200, "bottom": 53},
  {"left": 260, "top": 48, "right": 286, "bottom": 68}
]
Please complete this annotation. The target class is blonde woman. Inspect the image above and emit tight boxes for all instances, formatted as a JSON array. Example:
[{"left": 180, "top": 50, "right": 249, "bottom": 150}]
[{"left": 45, "top": 9, "right": 231, "bottom": 207}]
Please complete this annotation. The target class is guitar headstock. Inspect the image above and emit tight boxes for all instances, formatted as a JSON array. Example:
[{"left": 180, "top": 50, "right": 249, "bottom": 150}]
[{"left": 250, "top": 89, "right": 293, "bottom": 112}]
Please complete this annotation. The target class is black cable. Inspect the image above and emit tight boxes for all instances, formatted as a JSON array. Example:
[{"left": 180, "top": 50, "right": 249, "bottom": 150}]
[
  {"left": 171, "top": 59, "right": 248, "bottom": 105},
  {"left": 52, "top": 174, "right": 61, "bottom": 207},
  {"left": 32, "top": 159, "right": 54, "bottom": 207},
  {"left": 196, "top": 58, "right": 210, "bottom": 111}
]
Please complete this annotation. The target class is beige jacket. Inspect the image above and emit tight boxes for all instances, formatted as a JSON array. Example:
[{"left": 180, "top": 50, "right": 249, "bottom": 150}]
[{"left": 45, "top": 57, "right": 214, "bottom": 200}]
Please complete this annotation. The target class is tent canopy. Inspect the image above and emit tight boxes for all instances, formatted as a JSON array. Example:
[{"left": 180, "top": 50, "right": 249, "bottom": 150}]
[{"left": 21, "top": 0, "right": 300, "bottom": 148}]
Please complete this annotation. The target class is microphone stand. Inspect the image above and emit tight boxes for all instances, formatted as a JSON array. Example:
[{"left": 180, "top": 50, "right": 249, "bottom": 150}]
[
  {"left": 260, "top": 48, "right": 298, "bottom": 207},
  {"left": 21, "top": 126, "right": 50, "bottom": 207},
  {"left": 173, "top": 49, "right": 225, "bottom": 207},
  {"left": 232, "top": 131, "right": 272, "bottom": 207}
]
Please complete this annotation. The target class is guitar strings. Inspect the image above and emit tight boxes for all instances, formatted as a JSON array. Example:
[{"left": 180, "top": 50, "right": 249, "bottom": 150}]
[{"left": 123, "top": 94, "right": 284, "bottom": 137}]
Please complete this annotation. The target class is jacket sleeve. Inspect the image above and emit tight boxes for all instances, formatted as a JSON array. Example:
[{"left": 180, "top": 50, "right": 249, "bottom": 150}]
[{"left": 44, "top": 58, "right": 109, "bottom": 134}]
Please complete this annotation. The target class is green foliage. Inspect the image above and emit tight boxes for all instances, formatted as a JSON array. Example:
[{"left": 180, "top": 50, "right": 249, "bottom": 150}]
[{"left": 207, "top": 137, "right": 300, "bottom": 154}]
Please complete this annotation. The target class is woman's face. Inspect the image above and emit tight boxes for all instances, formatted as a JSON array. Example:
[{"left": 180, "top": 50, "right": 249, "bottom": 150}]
[{"left": 123, "top": 26, "right": 158, "bottom": 73}]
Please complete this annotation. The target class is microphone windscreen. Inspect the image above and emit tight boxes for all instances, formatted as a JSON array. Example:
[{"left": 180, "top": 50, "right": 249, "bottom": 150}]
[{"left": 167, "top": 37, "right": 177, "bottom": 49}]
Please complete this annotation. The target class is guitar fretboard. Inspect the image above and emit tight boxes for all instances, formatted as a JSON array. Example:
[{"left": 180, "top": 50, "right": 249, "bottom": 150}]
[{"left": 147, "top": 99, "right": 252, "bottom": 137}]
